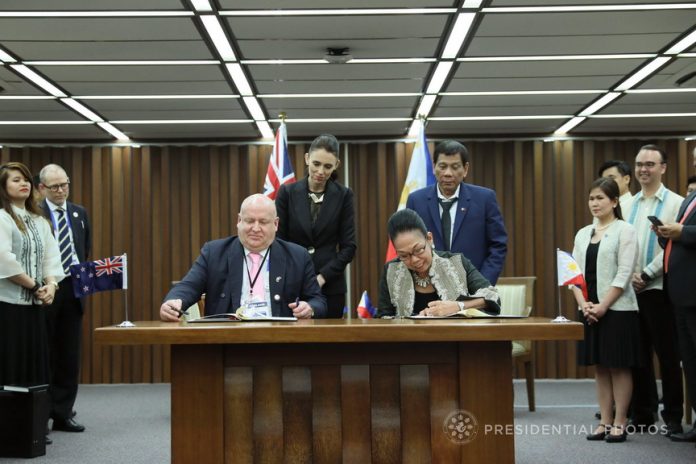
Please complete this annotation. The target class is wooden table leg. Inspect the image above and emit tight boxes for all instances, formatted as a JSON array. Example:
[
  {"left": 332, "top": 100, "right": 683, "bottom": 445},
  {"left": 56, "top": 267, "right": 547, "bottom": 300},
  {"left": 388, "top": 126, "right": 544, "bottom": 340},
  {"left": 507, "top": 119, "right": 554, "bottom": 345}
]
[{"left": 171, "top": 344, "right": 224, "bottom": 464}]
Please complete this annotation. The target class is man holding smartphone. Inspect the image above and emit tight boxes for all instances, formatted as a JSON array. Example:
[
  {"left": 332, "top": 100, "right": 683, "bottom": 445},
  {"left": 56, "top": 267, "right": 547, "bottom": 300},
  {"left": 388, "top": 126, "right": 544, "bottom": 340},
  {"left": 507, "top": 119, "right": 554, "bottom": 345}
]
[{"left": 625, "top": 145, "right": 684, "bottom": 435}]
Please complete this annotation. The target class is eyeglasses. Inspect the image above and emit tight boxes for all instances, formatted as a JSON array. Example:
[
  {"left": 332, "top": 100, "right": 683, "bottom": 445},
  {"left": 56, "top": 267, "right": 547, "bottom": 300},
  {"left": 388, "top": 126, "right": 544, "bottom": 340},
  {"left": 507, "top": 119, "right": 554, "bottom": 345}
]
[
  {"left": 635, "top": 161, "right": 664, "bottom": 169},
  {"left": 396, "top": 242, "right": 429, "bottom": 261},
  {"left": 45, "top": 182, "right": 70, "bottom": 192}
]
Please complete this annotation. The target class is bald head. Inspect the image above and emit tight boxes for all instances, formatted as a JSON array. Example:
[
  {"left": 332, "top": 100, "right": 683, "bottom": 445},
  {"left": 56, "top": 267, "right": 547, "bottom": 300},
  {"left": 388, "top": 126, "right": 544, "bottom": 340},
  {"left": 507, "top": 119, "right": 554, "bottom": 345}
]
[{"left": 237, "top": 194, "right": 279, "bottom": 252}]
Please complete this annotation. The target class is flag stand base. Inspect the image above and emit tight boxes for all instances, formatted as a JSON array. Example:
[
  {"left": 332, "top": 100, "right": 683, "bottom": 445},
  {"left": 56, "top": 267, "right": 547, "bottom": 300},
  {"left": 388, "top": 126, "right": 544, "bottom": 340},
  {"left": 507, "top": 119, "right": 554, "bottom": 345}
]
[
  {"left": 551, "top": 315, "right": 571, "bottom": 323},
  {"left": 117, "top": 320, "right": 135, "bottom": 327}
]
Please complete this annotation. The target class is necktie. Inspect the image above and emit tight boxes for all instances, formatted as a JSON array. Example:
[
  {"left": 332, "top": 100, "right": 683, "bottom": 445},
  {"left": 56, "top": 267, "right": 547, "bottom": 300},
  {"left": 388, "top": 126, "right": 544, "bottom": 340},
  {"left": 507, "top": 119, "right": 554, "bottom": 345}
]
[
  {"left": 664, "top": 196, "right": 696, "bottom": 273},
  {"left": 56, "top": 207, "right": 72, "bottom": 273},
  {"left": 248, "top": 252, "right": 265, "bottom": 300},
  {"left": 440, "top": 199, "right": 456, "bottom": 251}
]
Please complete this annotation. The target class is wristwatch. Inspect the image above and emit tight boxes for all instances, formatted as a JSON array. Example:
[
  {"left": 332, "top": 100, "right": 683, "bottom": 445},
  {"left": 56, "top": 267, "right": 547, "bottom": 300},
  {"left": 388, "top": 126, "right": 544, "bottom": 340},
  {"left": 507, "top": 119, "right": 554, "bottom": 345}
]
[
  {"left": 46, "top": 281, "right": 59, "bottom": 290},
  {"left": 640, "top": 272, "right": 652, "bottom": 283}
]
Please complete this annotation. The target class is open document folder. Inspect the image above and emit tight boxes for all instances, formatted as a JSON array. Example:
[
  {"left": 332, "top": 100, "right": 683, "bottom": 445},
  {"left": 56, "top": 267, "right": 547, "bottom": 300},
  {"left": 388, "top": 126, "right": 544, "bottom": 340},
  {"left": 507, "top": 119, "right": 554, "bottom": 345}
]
[
  {"left": 407, "top": 307, "right": 525, "bottom": 319},
  {"left": 188, "top": 305, "right": 297, "bottom": 323}
]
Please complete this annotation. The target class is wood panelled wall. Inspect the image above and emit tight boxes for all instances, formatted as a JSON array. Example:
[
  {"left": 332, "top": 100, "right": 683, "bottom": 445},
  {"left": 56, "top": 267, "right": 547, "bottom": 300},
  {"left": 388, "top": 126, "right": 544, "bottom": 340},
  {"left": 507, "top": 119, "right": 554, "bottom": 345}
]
[{"left": 2, "top": 138, "right": 694, "bottom": 383}]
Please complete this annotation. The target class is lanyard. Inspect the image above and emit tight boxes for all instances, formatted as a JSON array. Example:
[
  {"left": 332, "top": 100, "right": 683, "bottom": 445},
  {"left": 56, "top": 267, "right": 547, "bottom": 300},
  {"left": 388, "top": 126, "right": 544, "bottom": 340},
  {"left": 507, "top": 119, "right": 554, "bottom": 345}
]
[{"left": 245, "top": 250, "right": 269, "bottom": 295}]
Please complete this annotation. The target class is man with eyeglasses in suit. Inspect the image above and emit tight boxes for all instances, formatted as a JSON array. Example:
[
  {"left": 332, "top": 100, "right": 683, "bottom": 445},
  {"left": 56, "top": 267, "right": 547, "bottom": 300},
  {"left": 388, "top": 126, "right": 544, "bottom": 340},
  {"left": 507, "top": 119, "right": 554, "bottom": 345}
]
[
  {"left": 625, "top": 145, "right": 684, "bottom": 436},
  {"left": 38, "top": 164, "right": 91, "bottom": 434}
]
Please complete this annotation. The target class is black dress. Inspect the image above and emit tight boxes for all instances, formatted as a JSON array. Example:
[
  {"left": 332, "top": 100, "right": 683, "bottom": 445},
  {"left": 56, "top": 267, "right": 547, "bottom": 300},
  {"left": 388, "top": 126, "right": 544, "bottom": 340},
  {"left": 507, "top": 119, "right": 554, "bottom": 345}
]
[
  {"left": 576, "top": 241, "right": 641, "bottom": 368},
  {"left": 413, "top": 291, "right": 439, "bottom": 315},
  {"left": 0, "top": 302, "right": 50, "bottom": 385}
]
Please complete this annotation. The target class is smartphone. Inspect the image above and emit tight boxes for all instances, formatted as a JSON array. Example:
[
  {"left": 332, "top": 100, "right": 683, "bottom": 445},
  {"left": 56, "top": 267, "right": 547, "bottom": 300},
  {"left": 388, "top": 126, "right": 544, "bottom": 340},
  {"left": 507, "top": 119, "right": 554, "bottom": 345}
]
[{"left": 647, "top": 215, "right": 663, "bottom": 227}]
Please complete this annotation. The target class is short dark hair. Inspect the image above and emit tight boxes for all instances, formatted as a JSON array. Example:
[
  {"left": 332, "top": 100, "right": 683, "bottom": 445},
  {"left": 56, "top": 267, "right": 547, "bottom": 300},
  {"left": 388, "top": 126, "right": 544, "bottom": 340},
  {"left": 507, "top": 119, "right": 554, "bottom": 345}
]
[
  {"left": 597, "top": 160, "right": 631, "bottom": 178},
  {"left": 433, "top": 140, "right": 469, "bottom": 165},
  {"left": 639, "top": 144, "right": 667, "bottom": 163},
  {"left": 590, "top": 177, "right": 623, "bottom": 221},
  {"left": 687, "top": 175, "right": 696, "bottom": 186},
  {"left": 387, "top": 208, "right": 428, "bottom": 243}
]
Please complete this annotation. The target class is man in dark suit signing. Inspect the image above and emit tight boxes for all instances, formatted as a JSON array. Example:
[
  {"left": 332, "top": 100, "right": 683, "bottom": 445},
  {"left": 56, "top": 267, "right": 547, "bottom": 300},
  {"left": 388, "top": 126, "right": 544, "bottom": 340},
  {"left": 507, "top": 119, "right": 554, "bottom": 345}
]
[
  {"left": 38, "top": 163, "right": 91, "bottom": 433},
  {"left": 160, "top": 194, "right": 326, "bottom": 321},
  {"left": 406, "top": 140, "right": 507, "bottom": 284}
]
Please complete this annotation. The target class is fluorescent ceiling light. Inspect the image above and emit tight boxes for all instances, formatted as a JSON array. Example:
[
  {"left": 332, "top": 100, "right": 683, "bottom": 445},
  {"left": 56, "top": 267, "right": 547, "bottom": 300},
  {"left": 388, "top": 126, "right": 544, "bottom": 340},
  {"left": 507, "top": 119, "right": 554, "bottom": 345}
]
[
  {"left": 77, "top": 94, "right": 239, "bottom": 100},
  {"left": 268, "top": 117, "right": 410, "bottom": 123},
  {"left": 483, "top": 4, "right": 696, "bottom": 13},
  {"left": 226, "top": 63, "right": 253, "bottom": 96},
  {"left": 685, "top": 136, "right": 696, "bottom": 141},
  {"left": 10, "top": 65, "right": 66, "bottom": 97},
  {"left": 241, "top": 58, "right": 435, "bottom": 65},
  {"left": 25, "top": 60, "right": 218, "bottom": 66},
  {"left": 626, "top": 88, "right": 696, "bottom": 94},
  {"left": 415, "top": 95, "right": 437, "bottom": 118},
  {"left": 463, "top": 0, "right": 483, "bottom": 7},
  {"left": 426, "top": 61, "right": 454, "bottom": 94},
  {"left": 591, "top": 112, "right": 696, "bottom": 118},
  {"left": 191, "top": 0, "right": 213, "bottom": 12},
  {"left": 458, "top": 54, "right": 655, "bottom": 62},
  {"left": 111, "top": 119, "right": 252, "bottom": 124},
  {"left": 0, "top": 96, "right": 55, "bottom": 100},
  {"left": 0, "top": 49, "right": 16, "bottom": 63},
  {"left": 615, "top": 57, "right": 671, "bottom": 91},
  {"left": 256, "top": 121, "right": 274, "bottom": 139},
  {"left": 441, "top": 90, "right": 602, "bottom": 96},
  {"left": 441, "top": 13, "right": 476, "bottom": 59},
  {"left": 200, "top": 15, "right": 236, "bottom": 61},
  {"left": 242, "top": 59, "right": 328, "bottom": 65},
  {"left": 430, "top": 115, "right": 570, "bottom": 121},
  {"left": 0, "top": 11, "right": 194, "bottom": 17},
  {"left": 554, "top": 117, "right": 587, "bottom": 135},
  {"left": 220, "top": 8, "right": 456, "bottom": 16},
  {"left": 665, "top": 29, "right": 696, "bottom": 54},
  {"left": 579, "top": 92, "right": 621, "bottom": 116},
  {"left": 0, "top": 121, "right": 91, "bottom": 125},
  {"left": 60, "top": 98, "right": 103, "bottom": 122},
  {"left": 242, "top": 97, "right": 266, "bottom": 121},
  {"left": 261, "top": 92, "right": 420, "bottom": 98},
  {"left": 97, "top": 122, "right": 130, "bottom": 140}
]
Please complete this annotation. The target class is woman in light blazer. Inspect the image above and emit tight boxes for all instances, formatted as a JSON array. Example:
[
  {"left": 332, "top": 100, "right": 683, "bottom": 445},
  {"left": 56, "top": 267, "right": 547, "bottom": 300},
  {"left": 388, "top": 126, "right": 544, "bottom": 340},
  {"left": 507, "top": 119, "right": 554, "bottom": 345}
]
[
  {"left": 572, "top": 177, "right": 641, "bottom": 443},
  {"left": 276, "top": 134, "right": 356, "bottom": 318}
]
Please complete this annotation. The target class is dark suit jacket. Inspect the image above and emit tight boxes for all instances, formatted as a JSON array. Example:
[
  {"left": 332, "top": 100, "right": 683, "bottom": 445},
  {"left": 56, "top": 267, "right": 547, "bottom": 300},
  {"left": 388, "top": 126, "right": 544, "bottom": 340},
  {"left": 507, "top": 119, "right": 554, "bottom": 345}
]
[
  {"left": 165, "top": 237, "right": 327, "bottom": 317},
  {"left": 276, "top": 178, "right": 356, "bottom": 295},
  {"left": 660, "top": 191, "right": 696, "bottom": 306},
  {"left": 40, "top": 200, "right": 91, "bottom": 263},
  {"left": 406, "top": 182, "right": 508, "bottom": 284}
]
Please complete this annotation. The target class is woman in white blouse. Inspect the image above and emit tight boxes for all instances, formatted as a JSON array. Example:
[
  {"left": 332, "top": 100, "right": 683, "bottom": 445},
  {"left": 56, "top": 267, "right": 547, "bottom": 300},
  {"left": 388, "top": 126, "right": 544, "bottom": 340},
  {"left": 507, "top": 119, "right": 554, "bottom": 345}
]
[
  {"left": 572, "top": 177, "right": 640, "bottom": 443},
  {"left": 0, "top": 162, "right": 64, "bottom": 387}
]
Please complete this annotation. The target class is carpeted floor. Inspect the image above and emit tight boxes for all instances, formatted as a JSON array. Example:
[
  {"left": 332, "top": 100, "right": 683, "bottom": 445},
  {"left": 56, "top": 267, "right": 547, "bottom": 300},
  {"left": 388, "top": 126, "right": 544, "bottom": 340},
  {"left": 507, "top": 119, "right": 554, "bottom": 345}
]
[{"left": 1, "top": 380, "right": 693, "bottom": 463}]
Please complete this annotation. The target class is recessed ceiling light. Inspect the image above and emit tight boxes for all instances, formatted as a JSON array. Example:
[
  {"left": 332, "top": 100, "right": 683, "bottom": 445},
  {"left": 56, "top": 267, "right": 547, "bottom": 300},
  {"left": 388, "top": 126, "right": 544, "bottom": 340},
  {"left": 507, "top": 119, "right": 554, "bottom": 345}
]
[
  {"left": 226, "top": 63, "right": 253, "bottom": 96},
  {"left": 97, "top": 122, "right": 130, "bottom": 141},
  {"left": 25, "top": 60, "right": 218, "bottom": 66},
  {"left": 415, "top": 95, "right": 437, "bottom": 118},
  {"left": 665, "top": 29, "right": 696, "bottom": 55},
  {"left": 190, "top": 0, "right": 213, "bottom": 12},
  {"left": 441, "top": 13, "right": 476, "bottom": 59},
  {"left": 220, "top": 8, "right": 457, "bottom": 16},
  {"left": 256, "top": 121, "right": 274, "bottom": 139},
  {"left": 626, "top": 88, "right": 696, "bottom": 93},
  {"left": 441, "top": 90, "right": 602, "bottom": 96},
  {"left": 462, "top": 0, "right": 483, "bottom": 7},
  {"left": 0, "top": 11, "right": 194, "bottom": 17},
  {"left": 60, "top": 98, "right": 103, "bottom": 122},
  {"left": 268, "top": 117, "right": 411, "bottom": 122},
  {"left": 0, "top": 96, "right": 55, "bottom": 100},
  {"left": 429, "top": 115, "right": 570, "bottom": 121},
  {"left": 483, "top": 4, "right": 696, "bottom": 13},
  {"left": 260, "top": 92, "right": 421, "bottom": 98},
  {"left": 110, "top": 119, "right": 252, "bottom": 124},
  {"left": 0, "top": 121, "right": 92, "bottom": 125},
  {"left": 615, "top": 57, "right": 671, "bottom": 91},
  {"left": 579, "top": 92, "right": 621, "bottom": 116},
  {"left": 0, "top": 48, "right": 16, "bottom": 63},
  {"left": 10, "top": 64, "right": 66, "bottom": 97},
  {"left": 76, "top": 94, "right": 239, "bottom": 100},
  {"left": 242, "top": 97, "right": 266, "bottom": 121},
  {"left": 591, "top": 112, "right": 696, "bottom": 118},
  {"left": 426, "top": 62, "right": 454, "bottom": 94},
  {"left": 554, "top": 117, "right": 587, "bottom": 135},
  {"left": 458, "top": 54, "right": 655, "bottom": 62},
  {"left": 200, "top": 15, "right": 236, "bottom": 61}
]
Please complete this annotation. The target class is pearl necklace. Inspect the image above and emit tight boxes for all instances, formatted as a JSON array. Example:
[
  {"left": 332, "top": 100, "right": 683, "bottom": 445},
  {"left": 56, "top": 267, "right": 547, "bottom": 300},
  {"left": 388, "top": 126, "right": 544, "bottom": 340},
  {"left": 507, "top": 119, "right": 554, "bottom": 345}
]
[{"left": 595, "top": 218, "right": 617, "bottom": 232}]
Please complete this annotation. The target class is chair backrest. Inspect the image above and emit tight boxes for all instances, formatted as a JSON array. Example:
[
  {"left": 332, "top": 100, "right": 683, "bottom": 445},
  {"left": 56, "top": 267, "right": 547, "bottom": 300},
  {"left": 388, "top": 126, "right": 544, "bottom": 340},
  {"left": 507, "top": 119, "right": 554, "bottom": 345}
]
[{"left": 496, "top": 276, "right": 537, "bottom": 317}]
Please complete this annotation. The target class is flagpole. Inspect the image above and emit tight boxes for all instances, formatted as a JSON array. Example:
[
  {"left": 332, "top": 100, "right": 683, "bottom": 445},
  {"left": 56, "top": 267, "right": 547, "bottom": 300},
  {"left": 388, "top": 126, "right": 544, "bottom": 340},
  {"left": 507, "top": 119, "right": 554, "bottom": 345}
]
[
  {"left": 117, "top": 253, "right": 135, "bottom": 327},
  {"left": 552, "top": 248, "right": 571, "bottom": 323}
]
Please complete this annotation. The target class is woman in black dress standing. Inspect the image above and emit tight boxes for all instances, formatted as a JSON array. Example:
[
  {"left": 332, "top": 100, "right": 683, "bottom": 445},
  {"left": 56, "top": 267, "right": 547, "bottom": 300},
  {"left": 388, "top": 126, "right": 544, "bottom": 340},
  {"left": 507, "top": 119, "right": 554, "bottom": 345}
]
[
  {"left": 572, "top": 177, "right": 641, "bottom": 443},
  {"left": 276, "top": 134, "right": 356, "bottom": 318}
]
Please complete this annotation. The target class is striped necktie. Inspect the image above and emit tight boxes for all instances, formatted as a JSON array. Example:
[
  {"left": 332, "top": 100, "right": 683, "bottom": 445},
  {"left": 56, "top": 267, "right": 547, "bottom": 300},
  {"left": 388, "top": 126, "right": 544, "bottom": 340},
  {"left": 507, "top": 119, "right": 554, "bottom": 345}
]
[{"left": 56, "top": 207, "right": 73, "bottom": 273}]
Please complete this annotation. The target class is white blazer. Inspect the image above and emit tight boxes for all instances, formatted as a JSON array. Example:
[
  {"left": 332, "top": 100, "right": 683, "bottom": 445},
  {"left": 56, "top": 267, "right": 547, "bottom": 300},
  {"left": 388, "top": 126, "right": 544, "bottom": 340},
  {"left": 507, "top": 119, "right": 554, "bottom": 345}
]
[{"left": 572, "top": 219, "right": 639, "bottom": 312}]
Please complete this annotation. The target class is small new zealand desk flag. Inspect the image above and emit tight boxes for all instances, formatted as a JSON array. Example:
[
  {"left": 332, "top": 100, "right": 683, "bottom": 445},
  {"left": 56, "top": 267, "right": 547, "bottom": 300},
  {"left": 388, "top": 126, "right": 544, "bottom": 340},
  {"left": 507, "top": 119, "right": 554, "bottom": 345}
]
[{"left": 69, "top": 255, "right": 127, "bottom": 298}]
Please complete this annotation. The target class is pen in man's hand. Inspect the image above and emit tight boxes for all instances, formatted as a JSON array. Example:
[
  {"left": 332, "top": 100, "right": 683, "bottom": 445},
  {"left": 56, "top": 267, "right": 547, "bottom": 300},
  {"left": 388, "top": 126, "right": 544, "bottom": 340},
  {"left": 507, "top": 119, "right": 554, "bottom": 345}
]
[
  {"left": 176, "top": 308, "right": 189, "bottom": 319},
  {"left": 294, "top": 297, "right": 300, "bottom": 307}
]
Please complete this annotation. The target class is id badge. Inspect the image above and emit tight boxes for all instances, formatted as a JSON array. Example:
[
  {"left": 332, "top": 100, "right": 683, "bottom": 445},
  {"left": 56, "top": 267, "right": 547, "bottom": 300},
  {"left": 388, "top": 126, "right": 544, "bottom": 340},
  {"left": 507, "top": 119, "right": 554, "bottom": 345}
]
[{"left": 242, "top": 300, "right": 270, "bottom": 319}]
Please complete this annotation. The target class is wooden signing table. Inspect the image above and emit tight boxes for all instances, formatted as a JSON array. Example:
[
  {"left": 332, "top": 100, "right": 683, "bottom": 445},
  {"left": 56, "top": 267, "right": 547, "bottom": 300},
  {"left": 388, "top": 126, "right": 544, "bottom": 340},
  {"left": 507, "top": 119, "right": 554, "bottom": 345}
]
[{"left": 95, "top": 317, "right": 582, "bottom": 464}]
